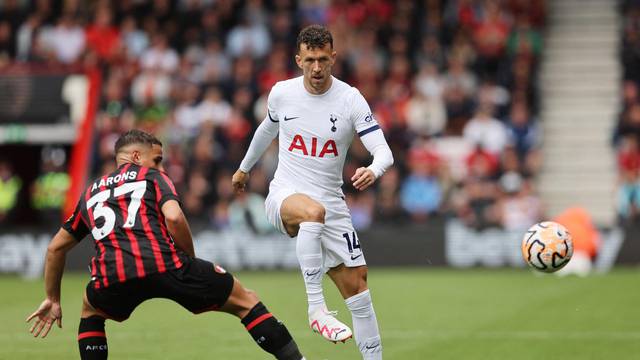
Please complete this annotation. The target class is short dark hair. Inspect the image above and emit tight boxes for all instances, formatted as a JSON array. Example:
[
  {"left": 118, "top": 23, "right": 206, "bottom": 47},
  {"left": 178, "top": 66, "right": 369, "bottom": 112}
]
[
  {"left": 114, "top": 129, "right": 162, "bottom": 154},
  {"left": 296, "top": 24, "right": 333, "bottom": 52}
]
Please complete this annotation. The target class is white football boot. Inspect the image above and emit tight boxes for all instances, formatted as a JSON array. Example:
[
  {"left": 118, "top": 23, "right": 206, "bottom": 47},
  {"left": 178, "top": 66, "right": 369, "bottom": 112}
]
[{"left": 309, "top": 307, "right": 353, "bottom": 343}]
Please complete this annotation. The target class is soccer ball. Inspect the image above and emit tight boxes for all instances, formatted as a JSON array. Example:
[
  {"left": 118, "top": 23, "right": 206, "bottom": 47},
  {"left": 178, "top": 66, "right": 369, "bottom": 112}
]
[{"left": 521, "top": 221, "right": 573, "bottom": 273}]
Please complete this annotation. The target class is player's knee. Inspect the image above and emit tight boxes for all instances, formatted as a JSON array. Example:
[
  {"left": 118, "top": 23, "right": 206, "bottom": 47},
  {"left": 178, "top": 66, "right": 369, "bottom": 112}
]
[
  {"left": 303, "top": 204, "right": 325, "bottom": 223},
  {"left": 235, "top": 286, "right": 260, "bottom": 315},
  {"left": 347, "top": 282, "right": 368, "bottom": 298},
  {"left": 81, "top": 293, "right": 105, "bottom": 319},
  {"left": 345, "top": 269, "right": 369, "bottom": 297}
]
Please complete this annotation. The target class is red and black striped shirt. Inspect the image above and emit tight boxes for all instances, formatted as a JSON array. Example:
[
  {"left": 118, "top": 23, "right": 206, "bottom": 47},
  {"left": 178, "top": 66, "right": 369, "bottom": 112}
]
[{"left": 62, "top": 164, "right": 187, "bottom": 288}]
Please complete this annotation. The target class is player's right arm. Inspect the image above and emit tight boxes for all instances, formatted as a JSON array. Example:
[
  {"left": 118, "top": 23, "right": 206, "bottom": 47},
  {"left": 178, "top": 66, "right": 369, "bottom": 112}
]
[
  {"left": 27, "top": 201, "right": 88, "bottom": 338},
  {"left": 233, "top": 88, "right": 280, "bottom": 193},
  {"left": 161, "top": 199, "right": 195, "bottom": 258}
]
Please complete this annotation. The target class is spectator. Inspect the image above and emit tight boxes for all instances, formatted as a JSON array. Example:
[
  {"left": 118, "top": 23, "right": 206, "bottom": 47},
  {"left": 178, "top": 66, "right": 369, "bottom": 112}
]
[
  {"left": 199, "top": 37, "right": 232, "bottom": 84},
  {"left": 400, "top": 148, "right": 443, "bottom": 222},
  {"left": 85, "top": 6, "right": 120, "bottom": 63},
  {"left": 454, "top": 176, "right": 500, "bottom": 231},
  {"left": 31, "top": 147, "right": 70, "bottom": 222},
  {"left": 618, "top": 135, "right": 640, "bottom": 177},
  {"left": 465, "top": 144, "right": 500, "bottom": 179},
  {"left": 346, "top": 192, "right": 375, "bottom": 230},
  {"left": 346, "top": 28, "right": 385, "bottom": 76},
  {"left": 615, "top": 103, "right": 640, "bottom": 147},
  {"left": 505, "top": 101, "right": 540, "bottom": 162},
  {"left": 141, "top": 33, "right": 179, "bottom": 73},
  {"left": 463, "top": 105, "right": 509, "bottom": 155},
  {"left": 130, "top": 67, "right": 172, "bottom": 106},
  {"left": 374, "top": 167, "right": 405, "bottom": 222},
  {"left": 506, "top": 14, "right": 543, "bottom": 60},
  {"left": 0, "top": 21, "right": 15, "bottom": 63},
  {"left": 0, "top": 160, "right": 21, "bottom": 223},
  {"left": 617, "top": 160, "right": 640, "bottom": 223},
  {"left": 472, "top": 0, "right": 512, "bottom": 78},
  {"left": 415, "top": 34, "right": 447, "bottom": 71},
  {"left": 173, "top": 82, "right": 202, "bottom": 136},
  {"left": 15, "top": 14, "right": 41, "bottom": 61},
  {"left": 198, "top": 86, "right": 232, "bottom": 127},
  {"left": 443, "top": 55, "right": 477, "bottom": 99},
  {"left": 494, "top": 171, "right": 542, "bottom": 230},
  {"left": 120, "top": 15, "right": 149, "bottom": 60},
  {"left": 406, "top": 85, "right": 447, "bottom": 137},
  {"left": 48, "top": 14, "right": 85, "bottom": 64},
  {"left": 415, "top": 62, "right": 445, "bottom": 100},
  {"left": 226, "top": 14, "right": 271, "bottom": 59},
  {"left": 228, "top": 191, "right": 272, "bottom": 234}
]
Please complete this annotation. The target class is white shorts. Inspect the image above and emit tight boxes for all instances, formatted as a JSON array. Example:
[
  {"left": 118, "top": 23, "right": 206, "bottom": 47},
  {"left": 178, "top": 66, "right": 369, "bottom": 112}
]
[{"left": 265, "top": 187, "right": 366, "bottom": 270}]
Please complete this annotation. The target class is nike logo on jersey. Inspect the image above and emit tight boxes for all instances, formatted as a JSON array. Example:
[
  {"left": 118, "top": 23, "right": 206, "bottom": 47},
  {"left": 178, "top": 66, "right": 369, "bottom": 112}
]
[
  {"left": 350, "top": 254, "right": 362, "bottom": 261},
  {"left": 304, "top": 269, "right": 321, "bottom": 277},
  {"left": 284, "top": 115, "right": 299, "bottom": 121}
]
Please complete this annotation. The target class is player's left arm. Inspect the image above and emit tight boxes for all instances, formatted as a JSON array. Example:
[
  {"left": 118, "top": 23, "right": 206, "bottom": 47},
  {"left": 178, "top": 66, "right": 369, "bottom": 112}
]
[
  {"left": 352, "top": 130, "right": 394, "bottom": 190},
  {"left": 153, "top": 171, "right": 196, "bottom": 257},
  {"left": 27, "top": 228, "right": 78, "bottom": 338},
  {"left": 350, "top": 90, "right": 394, "bottom": 191},
  {"left": 162, "top": 199, "right": 196, "bottom": 258}
]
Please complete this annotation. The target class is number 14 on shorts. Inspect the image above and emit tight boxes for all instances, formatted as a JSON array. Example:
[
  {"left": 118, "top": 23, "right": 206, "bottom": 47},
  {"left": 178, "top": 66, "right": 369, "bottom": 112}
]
[{"left": 342, "top": 232, "right": 361, "bottom": 259}]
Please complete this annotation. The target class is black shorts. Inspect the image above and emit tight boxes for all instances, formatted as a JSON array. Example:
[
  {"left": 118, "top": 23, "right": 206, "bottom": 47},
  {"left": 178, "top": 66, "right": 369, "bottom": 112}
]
[{"left": 86, "top": 257, "right": 234, "bottom": 321}]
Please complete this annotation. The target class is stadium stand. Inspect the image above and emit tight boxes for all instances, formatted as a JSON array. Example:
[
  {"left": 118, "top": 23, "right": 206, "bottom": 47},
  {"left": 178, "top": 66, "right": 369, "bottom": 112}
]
[
  {"left": 0, "top": 0, "right": 546, "bottom": 231},
  {"left": 617, "top": 0, "right": 640, "bottom": 224}
]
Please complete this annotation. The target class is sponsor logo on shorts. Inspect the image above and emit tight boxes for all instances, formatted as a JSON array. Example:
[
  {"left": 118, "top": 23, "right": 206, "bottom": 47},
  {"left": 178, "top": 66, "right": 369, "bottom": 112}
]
[
  {"left": 214, "top": 265, "right": 227, "bottom": 274},
  {"left": 350, "top": 254, "right": 363, "bottom": 261}
]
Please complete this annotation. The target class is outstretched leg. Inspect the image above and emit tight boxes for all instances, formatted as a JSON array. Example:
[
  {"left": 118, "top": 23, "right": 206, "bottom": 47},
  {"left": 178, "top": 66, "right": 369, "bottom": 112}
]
[
  {"left": 328, "top": 265, "right": 382, "bottom": 359},
  {"left": 220, "top": 277, "right": 305, "bottom": 360}
]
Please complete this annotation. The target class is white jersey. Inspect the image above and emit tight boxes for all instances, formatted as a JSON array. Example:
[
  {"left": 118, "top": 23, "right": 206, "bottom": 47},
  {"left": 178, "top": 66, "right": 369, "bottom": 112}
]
[{"left": 267, "top": 76, "right": 380, "bottom": 199}]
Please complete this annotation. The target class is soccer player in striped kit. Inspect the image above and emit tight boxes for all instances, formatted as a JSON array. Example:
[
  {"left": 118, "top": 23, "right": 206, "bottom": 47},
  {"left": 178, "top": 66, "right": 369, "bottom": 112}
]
[{"left": 27, "top": 130, "right": 305, "bottom": 360}]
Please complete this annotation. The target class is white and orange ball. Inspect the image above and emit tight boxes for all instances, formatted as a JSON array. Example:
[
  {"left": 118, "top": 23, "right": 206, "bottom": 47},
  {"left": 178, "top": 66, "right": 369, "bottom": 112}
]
[{"left": 522, "top": 221, "right": 574, "bottom": 273}]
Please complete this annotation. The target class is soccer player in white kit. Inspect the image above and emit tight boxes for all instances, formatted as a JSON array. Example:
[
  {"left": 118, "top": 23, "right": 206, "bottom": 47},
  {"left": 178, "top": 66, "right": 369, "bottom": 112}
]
[{"left": 232, "top": 25, "right": 393, "bottom": 359}]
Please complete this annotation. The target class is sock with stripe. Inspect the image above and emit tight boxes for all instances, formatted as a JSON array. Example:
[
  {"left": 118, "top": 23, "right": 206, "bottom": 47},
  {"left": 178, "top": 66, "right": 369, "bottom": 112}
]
[
  {"left": 78, "top": 316, "right": 108, "bottom": 360},
  {"left": 296, "top": 222, "right": 326, "bottom": 315},
  {"left": 241, "top": 302, "right": 304, "bottom": 360},
  {"left": 345, "top": 290, "right": 382, "bottom": 360}
]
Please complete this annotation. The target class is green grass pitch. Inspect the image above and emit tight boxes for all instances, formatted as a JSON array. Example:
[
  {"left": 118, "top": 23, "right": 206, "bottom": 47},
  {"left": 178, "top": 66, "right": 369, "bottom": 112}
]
[{"left": 1, "top": 267, "right": 639, "bottom": 359}]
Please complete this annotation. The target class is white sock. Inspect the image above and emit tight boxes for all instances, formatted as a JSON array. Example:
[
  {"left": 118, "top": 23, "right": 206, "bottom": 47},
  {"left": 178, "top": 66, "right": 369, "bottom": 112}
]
[
  {"left": 296, "top": 222, "right": 326, "bottom": 315},
  {"left": 346, "top": 289, "right": 382, "bottom": 360}
]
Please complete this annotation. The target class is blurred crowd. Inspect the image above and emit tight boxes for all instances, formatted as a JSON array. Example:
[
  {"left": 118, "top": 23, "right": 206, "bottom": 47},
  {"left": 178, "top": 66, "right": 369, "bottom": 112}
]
[
  {"left": 0, "top": 0, "right": 546, "bottom": 232},
  {"left": 617, "top": 0, "right": 640, "bottom": 224}
]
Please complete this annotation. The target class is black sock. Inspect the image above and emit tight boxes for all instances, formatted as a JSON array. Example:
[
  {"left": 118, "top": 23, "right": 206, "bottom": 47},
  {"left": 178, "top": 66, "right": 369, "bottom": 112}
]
[
  {"left": 241, "top": 302, "right": 303, "bottom": 360},
  {"left": 78, "top": 316, "right": 108, "bottom": 360}
]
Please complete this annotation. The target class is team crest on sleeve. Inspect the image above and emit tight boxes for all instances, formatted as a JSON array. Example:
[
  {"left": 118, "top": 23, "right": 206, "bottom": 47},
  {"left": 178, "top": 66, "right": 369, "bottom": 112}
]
[
  {"left": 364, "top": 113, "right": 374, "bottom": 122},
  {"left": 329, "top": 114, "right": 338, "bottom": 132}
]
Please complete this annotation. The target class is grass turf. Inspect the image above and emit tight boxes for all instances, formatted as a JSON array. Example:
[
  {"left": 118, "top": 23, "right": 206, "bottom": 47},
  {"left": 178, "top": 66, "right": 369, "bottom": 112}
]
[{"left": 1, "top": 267, "right": 639, "bottom": 359}]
